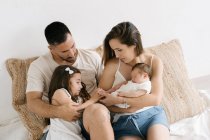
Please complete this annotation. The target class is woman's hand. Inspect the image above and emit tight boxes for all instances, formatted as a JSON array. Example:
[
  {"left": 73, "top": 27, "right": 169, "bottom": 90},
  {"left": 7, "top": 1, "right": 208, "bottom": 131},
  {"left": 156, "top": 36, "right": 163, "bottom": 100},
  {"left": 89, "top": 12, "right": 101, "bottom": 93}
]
[
  {"left": 99, "top": 92, "right": 123, "bottom": 106},
  {"left": 107, "top": 105, "right": 139, "bottom": 113}
]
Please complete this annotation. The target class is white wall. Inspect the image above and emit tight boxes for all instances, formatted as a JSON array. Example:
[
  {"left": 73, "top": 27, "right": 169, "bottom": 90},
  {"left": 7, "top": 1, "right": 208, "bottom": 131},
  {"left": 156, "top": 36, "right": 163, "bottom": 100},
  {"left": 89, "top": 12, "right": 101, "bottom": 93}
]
[{"left": 1, "top": 0, "right": 210, "bottom": 123}]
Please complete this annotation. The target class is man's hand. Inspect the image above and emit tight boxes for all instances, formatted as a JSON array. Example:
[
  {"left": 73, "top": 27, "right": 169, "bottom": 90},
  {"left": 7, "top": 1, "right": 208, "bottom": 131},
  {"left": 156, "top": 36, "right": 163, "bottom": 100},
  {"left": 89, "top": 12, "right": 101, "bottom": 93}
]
[
  {"left": 26, "top": 92, "right": 82, "bottom": 121},
  {"left": 57, "top": 101, "right": 81, "bottom": 121}
]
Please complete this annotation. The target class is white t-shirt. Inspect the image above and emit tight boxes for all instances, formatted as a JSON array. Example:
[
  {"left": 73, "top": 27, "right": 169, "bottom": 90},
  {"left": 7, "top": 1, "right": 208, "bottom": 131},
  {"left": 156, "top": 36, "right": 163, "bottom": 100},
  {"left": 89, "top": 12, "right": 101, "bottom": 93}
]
[
  {"left": 111, "top": 80, "right": 151, "bottom": 108},
  {"left": 26, "top": 49, "right": 103, "bottom": 101}
]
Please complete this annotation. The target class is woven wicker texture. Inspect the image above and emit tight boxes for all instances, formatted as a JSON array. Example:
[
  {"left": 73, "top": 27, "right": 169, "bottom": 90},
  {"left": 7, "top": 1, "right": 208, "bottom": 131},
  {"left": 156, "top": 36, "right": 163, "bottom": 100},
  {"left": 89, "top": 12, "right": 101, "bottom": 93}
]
[{"left": 6, "top": 57, "right": 46, "bottom": 140}]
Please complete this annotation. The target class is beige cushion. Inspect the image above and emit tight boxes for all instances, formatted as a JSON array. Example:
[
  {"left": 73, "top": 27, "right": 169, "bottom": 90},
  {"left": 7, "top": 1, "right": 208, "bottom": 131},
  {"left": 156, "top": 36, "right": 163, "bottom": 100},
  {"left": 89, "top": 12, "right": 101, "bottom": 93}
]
[
  {"left": 5, "top": 40, "right": 206, "bottom": 139},
  {"left": 146, "top": 39, "right": 206, "bottom": 123}
]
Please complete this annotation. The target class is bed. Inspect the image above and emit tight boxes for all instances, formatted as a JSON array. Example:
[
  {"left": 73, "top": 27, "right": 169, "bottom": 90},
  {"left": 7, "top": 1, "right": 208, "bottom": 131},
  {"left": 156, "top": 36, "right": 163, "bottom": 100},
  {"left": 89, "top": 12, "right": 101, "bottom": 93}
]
[{"left": 1, "top": 39, "right": 210, "bottom": 140}]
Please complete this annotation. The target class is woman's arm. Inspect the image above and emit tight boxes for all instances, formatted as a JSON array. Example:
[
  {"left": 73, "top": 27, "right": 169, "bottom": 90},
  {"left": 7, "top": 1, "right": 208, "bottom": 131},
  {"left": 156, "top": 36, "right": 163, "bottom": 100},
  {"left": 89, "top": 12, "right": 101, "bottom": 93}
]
[
  {"left": 118, "top": 89, "right": 147, "bottom": 97},
  {"left": 106, "top": 81, "right": 128, "bottom": 93},
  {"left": 99, "top": 59, "right": 118, "bottom": 90},
  {"left": 99, "top": 56, "right": 164, "bottom": 113},
  {"left": 121, "top": 56, "right": 164, "bottom": 111}
]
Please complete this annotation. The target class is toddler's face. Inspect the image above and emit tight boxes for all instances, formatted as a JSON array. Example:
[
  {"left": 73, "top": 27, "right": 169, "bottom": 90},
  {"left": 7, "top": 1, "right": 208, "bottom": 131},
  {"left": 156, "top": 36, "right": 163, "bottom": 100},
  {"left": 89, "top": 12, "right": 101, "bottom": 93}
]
[{"left": 69, "top": 73, "right": 83, "bottom": 96}]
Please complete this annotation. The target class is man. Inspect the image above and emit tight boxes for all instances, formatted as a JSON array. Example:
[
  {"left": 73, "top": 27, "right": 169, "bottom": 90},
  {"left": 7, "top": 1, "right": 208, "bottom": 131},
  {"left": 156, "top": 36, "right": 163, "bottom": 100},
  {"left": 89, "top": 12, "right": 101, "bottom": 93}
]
[{"left": 26, "top": 21, "right": 114, "bottom": 140}]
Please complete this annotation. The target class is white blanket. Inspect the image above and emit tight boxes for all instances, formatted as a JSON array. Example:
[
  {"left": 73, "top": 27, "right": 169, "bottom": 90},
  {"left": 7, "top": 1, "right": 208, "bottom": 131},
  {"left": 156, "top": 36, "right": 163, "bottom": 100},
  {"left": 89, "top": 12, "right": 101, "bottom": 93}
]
[
  {"left": 170, "top": 90, "right": 210, "bottom": 140},
  {"left": 1, "top": 90, "right": 210, "bottom": 140}
]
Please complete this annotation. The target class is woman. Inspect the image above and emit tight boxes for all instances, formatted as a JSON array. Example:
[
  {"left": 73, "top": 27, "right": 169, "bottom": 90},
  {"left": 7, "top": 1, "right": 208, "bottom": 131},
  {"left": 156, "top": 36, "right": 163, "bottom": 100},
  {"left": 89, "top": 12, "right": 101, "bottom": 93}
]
[{"left": 99, "top": 22, "right": 170, "bottom": 140}]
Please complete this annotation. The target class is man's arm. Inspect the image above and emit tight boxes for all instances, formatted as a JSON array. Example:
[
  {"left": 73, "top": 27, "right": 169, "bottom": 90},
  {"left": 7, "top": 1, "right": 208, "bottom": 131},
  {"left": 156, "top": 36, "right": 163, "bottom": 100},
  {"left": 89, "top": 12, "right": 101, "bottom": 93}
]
[{"left": 26, "top": 91, "right": 81, "bottom": 121}]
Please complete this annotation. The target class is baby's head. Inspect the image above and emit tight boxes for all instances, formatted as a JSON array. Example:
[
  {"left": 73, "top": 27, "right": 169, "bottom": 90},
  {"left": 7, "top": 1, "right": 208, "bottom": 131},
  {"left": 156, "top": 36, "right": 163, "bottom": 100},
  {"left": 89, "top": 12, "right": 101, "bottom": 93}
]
[
  {"left": 48, "top": 65, "right": 89, "bottom": 103},
  {"left": 131, "top": 63, "right": 151, "bottom": 83}
]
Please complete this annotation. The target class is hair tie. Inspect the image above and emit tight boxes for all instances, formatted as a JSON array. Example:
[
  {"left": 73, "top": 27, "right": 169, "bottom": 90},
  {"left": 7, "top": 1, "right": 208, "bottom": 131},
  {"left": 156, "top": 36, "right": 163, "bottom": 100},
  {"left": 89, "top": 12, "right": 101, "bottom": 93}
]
[{"left": 65, "top": 67, "right": 74, "bottom": 74}]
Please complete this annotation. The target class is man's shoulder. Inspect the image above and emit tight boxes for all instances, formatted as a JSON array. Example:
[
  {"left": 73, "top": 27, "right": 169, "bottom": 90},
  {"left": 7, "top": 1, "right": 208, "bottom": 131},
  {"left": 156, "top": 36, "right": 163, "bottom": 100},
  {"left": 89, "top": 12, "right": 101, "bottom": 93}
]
[
  {"left": 30, "top": 52, "right": 51, "bottom": 65},
  {"left": 78, "top": 49, "right": 101, "bottom": 63},
  {"left": 78, "top": 49, "right": 100, "bottom": 57},
  {"left": 29, "top": 52, "right": 53, "bottom": 72}
]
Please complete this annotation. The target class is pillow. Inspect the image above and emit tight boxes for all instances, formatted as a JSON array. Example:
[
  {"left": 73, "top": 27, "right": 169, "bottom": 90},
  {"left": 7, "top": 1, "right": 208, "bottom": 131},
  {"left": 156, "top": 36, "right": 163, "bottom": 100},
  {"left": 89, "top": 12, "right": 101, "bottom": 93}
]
[
  {"left": 5, "top": 40, "right": 206, "bottom": 139},
  {"left": 6, "top": 57, "right": 47, "bottom": 140},
  {"left": 146, "top": 39, "right": 206, "bottom": 123}
]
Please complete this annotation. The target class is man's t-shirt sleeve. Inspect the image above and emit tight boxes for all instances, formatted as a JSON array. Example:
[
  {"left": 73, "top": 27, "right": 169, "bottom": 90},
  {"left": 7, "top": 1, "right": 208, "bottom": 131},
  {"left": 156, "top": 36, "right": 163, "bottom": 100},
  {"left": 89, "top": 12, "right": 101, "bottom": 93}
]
[{"left": 26, "top": 62, "right": 44, "bottom": 93}]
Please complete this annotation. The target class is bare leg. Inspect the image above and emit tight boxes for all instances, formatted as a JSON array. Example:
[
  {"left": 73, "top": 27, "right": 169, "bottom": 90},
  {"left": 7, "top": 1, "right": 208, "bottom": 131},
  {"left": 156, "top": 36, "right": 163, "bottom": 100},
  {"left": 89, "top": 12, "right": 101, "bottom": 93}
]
[
  {"left": 119, "top": 136, "right": 142, "bottom": 140},
  {"left": 147, "top": 124, "right": 170, "bottom": 140},
  {"left": 83, "top": 103, "right": 114, "bottom": 140}
]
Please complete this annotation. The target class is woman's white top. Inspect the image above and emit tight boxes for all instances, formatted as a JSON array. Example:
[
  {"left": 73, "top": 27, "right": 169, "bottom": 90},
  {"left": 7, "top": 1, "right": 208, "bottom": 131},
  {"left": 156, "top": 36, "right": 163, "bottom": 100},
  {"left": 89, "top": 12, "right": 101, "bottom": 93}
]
[{"left": 112, "top": 60, "right": 153, "bottom": 122}]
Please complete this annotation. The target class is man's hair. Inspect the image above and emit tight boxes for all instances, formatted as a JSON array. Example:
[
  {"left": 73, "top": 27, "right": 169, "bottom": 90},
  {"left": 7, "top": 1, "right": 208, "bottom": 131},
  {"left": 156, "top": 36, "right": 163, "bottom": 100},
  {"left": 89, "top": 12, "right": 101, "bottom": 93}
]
[
  {"left": 132, "top": 63, "right": 151, "bottom": 77},
  {"left": 44, "top": 21, "right": 71, "bottom": 46}
]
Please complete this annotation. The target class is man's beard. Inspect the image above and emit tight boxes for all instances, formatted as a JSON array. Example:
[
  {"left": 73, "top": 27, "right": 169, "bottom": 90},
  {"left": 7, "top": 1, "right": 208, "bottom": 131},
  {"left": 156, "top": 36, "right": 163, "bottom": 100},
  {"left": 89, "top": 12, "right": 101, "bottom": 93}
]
[
  {"left": 59, "top": 56, "right": 76, "bottom": 63},
  {"left": 59, "top": 50, "right": 78, "bottom": 64}
]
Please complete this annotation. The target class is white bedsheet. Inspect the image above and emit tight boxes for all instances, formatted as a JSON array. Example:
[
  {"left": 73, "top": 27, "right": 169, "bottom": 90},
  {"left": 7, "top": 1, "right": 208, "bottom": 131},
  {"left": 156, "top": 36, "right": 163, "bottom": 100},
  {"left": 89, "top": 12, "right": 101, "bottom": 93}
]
[
  {"left": 0, "top": 117, "right": 28, "bottom": 140},
  {"left": 170, "top": 107, "right": 210, "bottom": 140},
  {"left": 170, "top": 90, "right": 210, "bottom": 140},
  {"left": 0, "top": 90, "right": 210, "bottom": 140}
]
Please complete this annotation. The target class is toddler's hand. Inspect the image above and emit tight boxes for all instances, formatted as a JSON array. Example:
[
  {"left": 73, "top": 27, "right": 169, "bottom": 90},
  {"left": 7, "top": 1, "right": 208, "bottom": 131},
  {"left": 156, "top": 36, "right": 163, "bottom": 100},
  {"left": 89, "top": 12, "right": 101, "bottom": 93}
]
[{"left": 91, "top": 88, "right": 104, "bottom": 102}]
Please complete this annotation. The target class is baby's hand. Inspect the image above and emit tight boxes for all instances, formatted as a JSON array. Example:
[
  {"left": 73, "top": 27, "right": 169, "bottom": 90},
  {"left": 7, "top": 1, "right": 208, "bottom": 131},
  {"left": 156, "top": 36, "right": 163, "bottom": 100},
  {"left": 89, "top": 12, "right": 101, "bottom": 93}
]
[{"left": 106, "top": 81, "right": 128, "bottom": 93}]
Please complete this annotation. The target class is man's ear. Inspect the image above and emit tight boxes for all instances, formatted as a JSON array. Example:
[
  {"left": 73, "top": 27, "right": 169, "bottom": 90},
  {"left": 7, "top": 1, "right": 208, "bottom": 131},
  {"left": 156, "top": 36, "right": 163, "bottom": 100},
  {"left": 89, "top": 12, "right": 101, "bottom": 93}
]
[{"left": 48, "top": 45, "right": 53, "bottom": 50}]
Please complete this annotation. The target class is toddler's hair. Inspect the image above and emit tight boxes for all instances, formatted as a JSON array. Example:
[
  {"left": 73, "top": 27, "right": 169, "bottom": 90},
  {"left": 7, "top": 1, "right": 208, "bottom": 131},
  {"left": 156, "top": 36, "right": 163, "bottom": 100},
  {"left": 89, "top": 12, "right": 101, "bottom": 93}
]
[{"left": 48, "top": 65, "right": 90, "bottom": 104}]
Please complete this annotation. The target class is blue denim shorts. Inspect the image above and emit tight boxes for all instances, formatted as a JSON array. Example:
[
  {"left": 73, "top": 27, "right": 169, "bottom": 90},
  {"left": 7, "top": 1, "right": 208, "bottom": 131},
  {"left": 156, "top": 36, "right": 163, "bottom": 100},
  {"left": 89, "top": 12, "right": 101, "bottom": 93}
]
[
  {"left": 112, "top": 106, "right": 169, "bottom": 140},
  {"left": 80, "top": 118, "right": 90, "bottom": 140}
]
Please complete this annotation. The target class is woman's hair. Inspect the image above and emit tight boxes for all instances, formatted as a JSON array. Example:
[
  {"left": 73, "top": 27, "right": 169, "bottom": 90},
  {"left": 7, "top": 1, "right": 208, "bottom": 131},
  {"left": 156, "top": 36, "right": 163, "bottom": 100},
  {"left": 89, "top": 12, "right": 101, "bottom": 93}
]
[
  {"left": 48, "top": 65, "right": 90, "bottom": 104},
  {"left": 45, "top": 21, "right": 71, "bottom": 46},
  {"left": 103, "top": 21, "right": 143, "bottom": 65},
  {"left": 132, "top": 63, "right": 151, "bottom": 78}
]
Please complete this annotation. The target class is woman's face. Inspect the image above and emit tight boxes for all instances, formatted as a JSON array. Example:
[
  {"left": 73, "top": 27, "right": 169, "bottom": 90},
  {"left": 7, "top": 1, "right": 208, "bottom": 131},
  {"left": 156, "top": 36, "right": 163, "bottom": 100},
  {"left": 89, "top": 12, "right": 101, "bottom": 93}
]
[
  {"left": 109, "top": 39, "right": 136, "bottom": 63},
  {"left": 69, "top": 73, "right": 83, "bottom": 96}
]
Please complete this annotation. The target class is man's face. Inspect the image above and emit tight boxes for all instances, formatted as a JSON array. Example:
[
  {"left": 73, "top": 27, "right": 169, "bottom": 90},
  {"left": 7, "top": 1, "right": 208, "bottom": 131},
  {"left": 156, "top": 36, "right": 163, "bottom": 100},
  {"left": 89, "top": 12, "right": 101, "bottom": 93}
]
[{"left": 49, "top": 34, "right": 78, "bottom": 65}]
